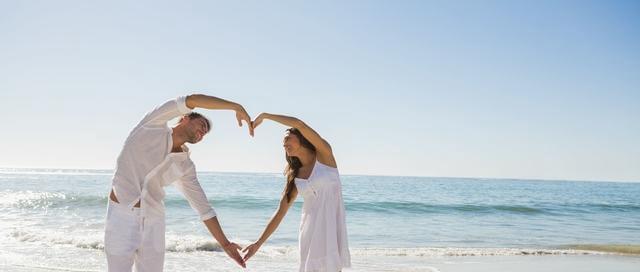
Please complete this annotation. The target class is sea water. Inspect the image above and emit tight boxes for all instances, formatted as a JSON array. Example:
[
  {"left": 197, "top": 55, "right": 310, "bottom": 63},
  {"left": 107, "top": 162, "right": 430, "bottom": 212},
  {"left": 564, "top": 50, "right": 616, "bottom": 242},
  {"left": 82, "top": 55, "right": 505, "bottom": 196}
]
[{"left": 1, "top": 168, "right": 639, "bottom": 271}]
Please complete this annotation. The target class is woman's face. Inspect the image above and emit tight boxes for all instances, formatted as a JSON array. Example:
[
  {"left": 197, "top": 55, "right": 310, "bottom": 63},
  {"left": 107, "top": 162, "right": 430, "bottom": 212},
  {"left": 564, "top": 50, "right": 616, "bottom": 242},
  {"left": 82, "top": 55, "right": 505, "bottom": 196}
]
[{"left": 283, "top": 131, "right": 301, "bottom": 156}]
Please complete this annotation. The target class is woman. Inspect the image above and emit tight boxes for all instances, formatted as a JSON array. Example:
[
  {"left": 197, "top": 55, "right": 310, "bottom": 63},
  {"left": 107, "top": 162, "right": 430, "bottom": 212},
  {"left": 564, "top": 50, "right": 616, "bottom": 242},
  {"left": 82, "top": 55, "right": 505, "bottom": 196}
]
[{"left": 242, "top": 113, "right": 351, "bottom": 272}]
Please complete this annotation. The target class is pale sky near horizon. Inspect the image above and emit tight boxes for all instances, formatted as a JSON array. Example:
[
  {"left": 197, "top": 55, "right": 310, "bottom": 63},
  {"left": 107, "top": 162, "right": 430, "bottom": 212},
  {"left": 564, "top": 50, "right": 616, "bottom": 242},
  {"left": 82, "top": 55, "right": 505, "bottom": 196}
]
[{"left": 1, "top": 1, "right": 639, "bottom": 182}]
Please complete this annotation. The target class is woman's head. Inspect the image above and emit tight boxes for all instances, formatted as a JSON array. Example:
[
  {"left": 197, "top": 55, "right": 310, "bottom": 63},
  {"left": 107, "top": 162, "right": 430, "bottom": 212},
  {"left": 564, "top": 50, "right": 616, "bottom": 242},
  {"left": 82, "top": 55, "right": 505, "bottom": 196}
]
[
  {"left": 283, "top": 128, "right": 315, "bottom": 202},
  {"left": 283, "top": 128, "right": 315, "bottom": 157}
]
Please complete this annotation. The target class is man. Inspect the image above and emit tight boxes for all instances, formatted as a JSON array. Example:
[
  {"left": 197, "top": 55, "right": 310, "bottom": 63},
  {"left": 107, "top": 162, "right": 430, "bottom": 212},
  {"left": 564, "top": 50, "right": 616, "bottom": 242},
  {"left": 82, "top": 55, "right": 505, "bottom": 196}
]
[{"left": 104, "top": 94, "right": 252, "bottom": 271}]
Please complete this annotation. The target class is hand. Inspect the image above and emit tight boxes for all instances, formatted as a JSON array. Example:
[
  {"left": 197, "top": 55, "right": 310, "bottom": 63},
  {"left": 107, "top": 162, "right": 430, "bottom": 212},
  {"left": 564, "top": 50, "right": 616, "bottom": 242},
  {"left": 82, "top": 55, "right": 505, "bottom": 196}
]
[
  {"left": 251, "top": 113, "right": 269, "bottom": 131},
  {"left": 235, "top": 106, "right": 254, "bottom": 137},
  {"left": 222, "top": 242, "right": 246, "bottom": 268},
  {"left": 241, "top": 241, "right": 262, "bottom": 262}
]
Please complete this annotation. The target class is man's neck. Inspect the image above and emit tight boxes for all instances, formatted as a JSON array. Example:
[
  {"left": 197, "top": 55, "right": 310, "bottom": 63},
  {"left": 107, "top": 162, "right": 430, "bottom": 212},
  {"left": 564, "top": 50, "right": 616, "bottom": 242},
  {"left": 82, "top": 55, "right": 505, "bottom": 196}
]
[{"left": 171, "top": 128, "right": 186, "bottom": 153}]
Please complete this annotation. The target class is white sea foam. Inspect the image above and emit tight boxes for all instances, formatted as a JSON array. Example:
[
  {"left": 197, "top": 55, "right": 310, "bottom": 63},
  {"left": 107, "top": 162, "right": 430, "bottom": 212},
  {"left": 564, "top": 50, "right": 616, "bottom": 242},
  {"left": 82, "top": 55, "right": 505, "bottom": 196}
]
[
  {"left": 9, "top": 230, "right": 105, "bottom": 250},
  {"left": 6, "top": 229, "right": 617, "bottom": 257},
  {"left": 350, "top": 247, "right": 609, "bottom": 257}
]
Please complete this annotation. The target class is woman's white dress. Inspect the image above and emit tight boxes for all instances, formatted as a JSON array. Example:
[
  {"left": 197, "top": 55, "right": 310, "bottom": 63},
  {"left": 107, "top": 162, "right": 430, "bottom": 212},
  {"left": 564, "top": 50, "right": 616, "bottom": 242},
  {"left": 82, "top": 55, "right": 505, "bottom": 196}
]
[{"left": 294, "top": 160, "right": 351, "bottom": 272}]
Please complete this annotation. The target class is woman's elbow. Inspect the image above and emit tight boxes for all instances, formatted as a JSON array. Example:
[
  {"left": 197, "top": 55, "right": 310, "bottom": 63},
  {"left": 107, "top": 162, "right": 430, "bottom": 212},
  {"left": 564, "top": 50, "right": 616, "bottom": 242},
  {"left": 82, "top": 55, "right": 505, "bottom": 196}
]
[{"left": 293, "top": 119, "right": 307, "bottom": 129}]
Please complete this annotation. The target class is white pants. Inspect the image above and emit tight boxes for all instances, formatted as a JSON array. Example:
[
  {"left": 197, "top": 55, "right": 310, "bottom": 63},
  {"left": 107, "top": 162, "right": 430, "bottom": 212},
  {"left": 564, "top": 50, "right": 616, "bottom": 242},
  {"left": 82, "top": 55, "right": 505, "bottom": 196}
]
[{"left": 104, "top": 199, "right": 166, "bottom": 272}]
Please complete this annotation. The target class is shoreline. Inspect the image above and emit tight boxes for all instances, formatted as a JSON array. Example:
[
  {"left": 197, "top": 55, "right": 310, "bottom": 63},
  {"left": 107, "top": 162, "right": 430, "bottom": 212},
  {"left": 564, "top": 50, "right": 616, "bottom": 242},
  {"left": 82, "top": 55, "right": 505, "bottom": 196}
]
[{"left": 2, "top": 252, "right": 639, "bottom": 272}]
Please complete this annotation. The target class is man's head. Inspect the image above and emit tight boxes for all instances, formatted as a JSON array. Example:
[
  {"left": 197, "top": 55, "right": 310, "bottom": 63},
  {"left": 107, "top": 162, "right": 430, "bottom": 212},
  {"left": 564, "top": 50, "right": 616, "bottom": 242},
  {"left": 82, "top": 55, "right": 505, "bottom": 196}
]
[{"left": 178, "top": 112, "right": 211, "bottom": 144}]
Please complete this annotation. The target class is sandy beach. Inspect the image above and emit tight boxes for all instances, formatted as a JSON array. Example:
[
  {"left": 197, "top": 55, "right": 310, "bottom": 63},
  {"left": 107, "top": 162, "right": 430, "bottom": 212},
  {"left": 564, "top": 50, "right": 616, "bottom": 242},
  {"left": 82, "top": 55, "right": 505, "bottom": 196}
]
[{"left": 2, "top": 248, "right": 639, "bottom": 272}]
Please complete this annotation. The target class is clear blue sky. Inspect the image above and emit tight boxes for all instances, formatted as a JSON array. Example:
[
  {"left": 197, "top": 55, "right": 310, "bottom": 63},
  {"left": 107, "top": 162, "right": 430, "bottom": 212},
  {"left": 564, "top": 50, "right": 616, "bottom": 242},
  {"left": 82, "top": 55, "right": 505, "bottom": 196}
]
[{"left": 1, "top": 1, "right": 638, "bottom": 182}]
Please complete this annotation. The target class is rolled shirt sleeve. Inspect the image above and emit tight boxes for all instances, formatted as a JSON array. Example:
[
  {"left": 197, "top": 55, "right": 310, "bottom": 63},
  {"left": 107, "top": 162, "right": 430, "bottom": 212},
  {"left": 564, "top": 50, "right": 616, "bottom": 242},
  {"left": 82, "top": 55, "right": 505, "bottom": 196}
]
[
  {"left": 175, "top": 96, "right": 192, "bottom": 115},
  {"left": 174, "top": 167, "right": 217, "bottom": 221},
  {"left": 138, "top": 96, "right": 193, "bottom": 128}
]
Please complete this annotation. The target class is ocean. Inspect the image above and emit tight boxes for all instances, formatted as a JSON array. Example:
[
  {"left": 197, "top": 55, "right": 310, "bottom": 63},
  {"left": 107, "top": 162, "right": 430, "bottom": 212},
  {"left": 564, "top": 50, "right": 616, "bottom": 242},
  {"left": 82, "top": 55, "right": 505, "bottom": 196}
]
[{"left": 1, "top": 168, "right": 639, "bottom": 271}]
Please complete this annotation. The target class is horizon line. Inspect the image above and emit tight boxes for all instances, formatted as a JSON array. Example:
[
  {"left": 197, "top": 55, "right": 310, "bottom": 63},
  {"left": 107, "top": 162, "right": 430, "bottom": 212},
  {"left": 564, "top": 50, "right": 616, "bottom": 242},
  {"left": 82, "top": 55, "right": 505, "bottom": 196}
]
[{"left": 0, "top": 166, "right": 638, "bottom": 184}]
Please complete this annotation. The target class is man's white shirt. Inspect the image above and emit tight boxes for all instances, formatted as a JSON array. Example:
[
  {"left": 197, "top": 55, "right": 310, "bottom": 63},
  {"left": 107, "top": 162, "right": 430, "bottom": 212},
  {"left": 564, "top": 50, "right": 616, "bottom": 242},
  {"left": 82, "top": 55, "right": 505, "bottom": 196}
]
[{"left": 111, "top": 96, "right": 217, "bottom": 220}]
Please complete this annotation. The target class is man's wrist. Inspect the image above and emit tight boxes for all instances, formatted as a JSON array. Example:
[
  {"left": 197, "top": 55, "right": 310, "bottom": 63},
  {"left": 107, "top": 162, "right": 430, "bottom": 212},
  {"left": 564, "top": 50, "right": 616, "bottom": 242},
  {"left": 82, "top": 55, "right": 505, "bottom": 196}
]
[
  {"left": 231, "top": 102, "right": 243, "bottom": 111},
  {"left": 220, "top": 239, "right": 231, "bottom": 248}
]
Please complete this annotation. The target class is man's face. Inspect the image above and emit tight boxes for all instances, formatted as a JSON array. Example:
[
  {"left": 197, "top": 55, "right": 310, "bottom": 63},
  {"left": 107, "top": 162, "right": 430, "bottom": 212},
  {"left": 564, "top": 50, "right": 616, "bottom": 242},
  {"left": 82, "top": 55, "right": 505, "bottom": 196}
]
[{"left": 185, "top": 117, "right": 209, "bottom": 144}]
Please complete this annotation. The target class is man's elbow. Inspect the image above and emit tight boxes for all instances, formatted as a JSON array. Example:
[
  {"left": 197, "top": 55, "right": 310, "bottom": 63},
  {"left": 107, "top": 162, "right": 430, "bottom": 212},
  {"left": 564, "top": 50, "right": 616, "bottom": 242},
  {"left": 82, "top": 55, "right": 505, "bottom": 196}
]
[{"left": 185, "top": 94, "right": 204, "bottom": 109}]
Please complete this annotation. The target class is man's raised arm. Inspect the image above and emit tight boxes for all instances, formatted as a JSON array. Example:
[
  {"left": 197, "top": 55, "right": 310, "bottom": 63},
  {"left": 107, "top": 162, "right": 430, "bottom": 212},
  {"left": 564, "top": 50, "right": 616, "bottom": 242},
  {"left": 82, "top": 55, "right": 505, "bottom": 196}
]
[{"left": 185, "top": 94, "right": 254, "bottom": 136}]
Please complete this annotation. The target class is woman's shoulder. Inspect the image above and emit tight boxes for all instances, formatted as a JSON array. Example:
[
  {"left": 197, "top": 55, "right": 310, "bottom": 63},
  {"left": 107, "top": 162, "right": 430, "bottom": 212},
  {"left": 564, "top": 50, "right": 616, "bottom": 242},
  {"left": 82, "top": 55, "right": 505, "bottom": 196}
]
[
  {"left": 316, "top": 153, "right": 338, "bottom": 169},
  {"left": 316, "top": 159, "right": 338, "bottom": 172}
]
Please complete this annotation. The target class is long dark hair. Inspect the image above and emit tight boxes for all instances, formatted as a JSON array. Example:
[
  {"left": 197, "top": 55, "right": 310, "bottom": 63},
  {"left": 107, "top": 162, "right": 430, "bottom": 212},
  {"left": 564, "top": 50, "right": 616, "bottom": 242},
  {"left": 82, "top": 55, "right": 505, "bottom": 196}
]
[{"left": 284, "top": 128, "right": 316, "bottom": 203}]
